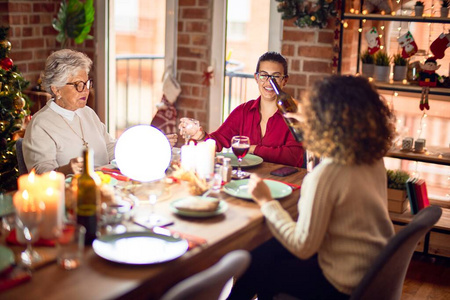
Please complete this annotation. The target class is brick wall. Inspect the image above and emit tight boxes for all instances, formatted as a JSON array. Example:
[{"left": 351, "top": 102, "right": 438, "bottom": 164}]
[
  {"left": 280, "top": 19, "right": 335, "bottom": 100},
  {"left": 176, "top": 0, "right": 212, "bottom": 131},
  {"left": 0, "top": 0, "right": 95, "bottom": 87}
]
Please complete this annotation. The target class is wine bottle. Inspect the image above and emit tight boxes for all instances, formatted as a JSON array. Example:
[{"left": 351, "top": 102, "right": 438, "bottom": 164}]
[
  {"left": 269, "top": 77, "right": 303, "bottom": 142},
  {"left": 76, "top": 148, "right": 101, "bottom": 245}
]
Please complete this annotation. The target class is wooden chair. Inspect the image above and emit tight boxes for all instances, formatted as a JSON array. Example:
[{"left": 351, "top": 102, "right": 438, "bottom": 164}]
[
  {"left": 277, "top": 205, "right": 442, "bottom": 300},
  {"left": 15, "top": 138, "right": 28, "bottom": 175},
  {"left": 160, "top": 249, "right": 251, "bottom": 300}
]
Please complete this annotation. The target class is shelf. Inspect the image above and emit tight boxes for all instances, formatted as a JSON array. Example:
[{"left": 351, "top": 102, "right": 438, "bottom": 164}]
[
  {"left": 390, "top": 207, "right": 450, "bottom": 233},
  {"left": 386, "top": 146, "right": 450, "bottom": 166},
  {"left": 342, "top": 13, "right": 450, "bottom": 24},
  {"left": 375, "top": 82, "right": 450, "bottom": 99}
]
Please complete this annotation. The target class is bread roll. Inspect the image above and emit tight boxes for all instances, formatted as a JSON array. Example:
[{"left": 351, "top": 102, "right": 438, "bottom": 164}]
[{"left": 174, "top": 197, "right": 219, "bottom": 212}]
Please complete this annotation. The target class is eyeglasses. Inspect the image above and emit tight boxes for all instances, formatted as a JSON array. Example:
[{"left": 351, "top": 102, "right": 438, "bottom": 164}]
[
  {"left": 255, "top": 72, "right": 287, "bottom": 83},
  {"left": 66, "top": 79, "right": 93, "bottom": 92}
]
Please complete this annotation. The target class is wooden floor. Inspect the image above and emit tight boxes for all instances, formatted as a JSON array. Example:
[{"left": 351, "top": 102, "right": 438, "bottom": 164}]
[{"left": 402, "top": 253, "right": 450, "bottom": 299}]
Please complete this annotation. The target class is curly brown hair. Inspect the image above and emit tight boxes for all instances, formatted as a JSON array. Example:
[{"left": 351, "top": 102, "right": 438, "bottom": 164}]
[{"left": 301, "top": 75, "right": 395, "bottom": 165}]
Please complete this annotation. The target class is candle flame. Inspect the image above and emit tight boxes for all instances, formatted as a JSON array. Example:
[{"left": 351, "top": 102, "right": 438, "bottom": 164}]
[
  {"left": 28, "top": 170, "right": 36, "bottom": 183},
  {"left": 49, "top": 171, "right": 57, "bottom": 179},
  {"left": 46, "top": 187, "right": 54, "bottom": 196}
]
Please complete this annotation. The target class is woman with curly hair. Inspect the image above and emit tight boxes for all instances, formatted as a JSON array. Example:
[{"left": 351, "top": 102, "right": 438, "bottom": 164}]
[{"left": 227, "top": 75, "right": 396, "bottom": 299}]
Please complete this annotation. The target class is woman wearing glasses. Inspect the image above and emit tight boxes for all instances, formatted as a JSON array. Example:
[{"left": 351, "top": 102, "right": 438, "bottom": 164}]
[
  {"left": 23, "top": 49, "right": 116, "bottom": 175},
  {"left": 179, "top": 51, "right": 304, "bottom": 167}
]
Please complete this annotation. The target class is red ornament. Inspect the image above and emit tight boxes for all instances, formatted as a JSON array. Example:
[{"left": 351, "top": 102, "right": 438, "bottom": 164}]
[{"left": 0, "top": 57, "right": 13, "bottom": 71}]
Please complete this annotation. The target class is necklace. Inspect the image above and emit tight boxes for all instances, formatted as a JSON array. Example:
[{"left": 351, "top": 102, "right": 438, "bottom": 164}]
[{"left": 59, "top": 114, "right": 88, "bottom": 147}]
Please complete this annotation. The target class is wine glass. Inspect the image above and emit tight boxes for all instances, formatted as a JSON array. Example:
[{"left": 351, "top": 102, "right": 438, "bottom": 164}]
[
  {"left": 179, "top": 117, "right": 200, "bottom": 144},
  {"left": 133, "top": 179, "right": 166, "bottom": 228},
  {"left": 231, "top": 136, "right": 251, "bottom": 179},
  {"left": 15, "top": 191, "right": 45, "bottom": 267}
]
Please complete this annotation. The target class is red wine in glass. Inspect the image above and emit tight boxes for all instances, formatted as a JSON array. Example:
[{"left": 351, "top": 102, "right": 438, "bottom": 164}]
[
  {"left": 231, "top": 136, "right": 250, "bottom": 179},
  {"left": 232, "top": 144, "right": 250, "bottom": 160}
]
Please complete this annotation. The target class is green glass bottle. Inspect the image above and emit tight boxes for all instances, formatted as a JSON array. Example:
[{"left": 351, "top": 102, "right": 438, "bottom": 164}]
[
  {"left": 76, "top": 148, "right": 100, "bottom": 245},
  {"left": 269, "top": 77, "right": 303, "bottom": 142}
]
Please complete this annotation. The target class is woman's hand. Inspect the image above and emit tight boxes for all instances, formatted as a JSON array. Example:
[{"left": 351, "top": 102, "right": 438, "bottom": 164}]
[
  {"left": 178, "top": 118, "right": 204, "bottom": 141},
  {"left": 165, "top": 133, "right": 178, "bottom": 148},
  {"left": 284, "top": 104, "right": 304, "bottom": 124},
  {"left": 248, "top": 174, "right": 273, "bottom": 206},
  {"left": 56, "top": 157, "right": 83, "bottom": 176}
]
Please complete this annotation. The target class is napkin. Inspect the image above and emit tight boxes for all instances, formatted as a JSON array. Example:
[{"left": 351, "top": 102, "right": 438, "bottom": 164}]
[
  {"left": 6, "top": 226, "right": 75, "bottom": 247},
  {"left": 100, "top": 168, "right": 130, "bottom": 181},
  {"left": 0, "top": 266, "right": 32, "bottom": 293},
  {"left": 265, "top": 179, "right": 301, "bottom": 191},
  {"left": 169, "top": 229, "right": 207, "bottom": 250}
]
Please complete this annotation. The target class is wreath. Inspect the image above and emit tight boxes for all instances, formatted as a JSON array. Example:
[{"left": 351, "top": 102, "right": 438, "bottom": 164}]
[{"left": 276, "top": 0, "right": 340, "bottom": 29}]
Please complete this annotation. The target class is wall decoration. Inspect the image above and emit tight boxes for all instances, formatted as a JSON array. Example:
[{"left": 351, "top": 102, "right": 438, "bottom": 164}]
[{"left": 275, "top": 0, "right": 340, "bottom": 28}]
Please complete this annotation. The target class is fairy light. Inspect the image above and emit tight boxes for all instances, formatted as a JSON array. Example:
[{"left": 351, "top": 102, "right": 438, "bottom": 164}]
[
  {"left": 363, "top": 19, "right": 367, "bottom": 23},
  {"left": 416, "top": 112, "right": 428, "bottom": 140},
  {"left": 411, "top": 161, "right": 420, "bottom": 178},
  {"left": 350, "top": 8, "right": 355, "bottom": 13},
  {"left": 358, "top": 28, "right": 362, "bottom": 32},
  {"left": 380, "top": 45, "right": 384, "bottom": 49},
  {"left": 343, "top": 22, "right": 348, "bottom": 28}
]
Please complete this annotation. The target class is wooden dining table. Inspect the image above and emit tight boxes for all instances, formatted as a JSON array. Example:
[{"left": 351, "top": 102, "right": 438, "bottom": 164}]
[{"left": 1, "top": 161, "right": 307, "bottom": 300}]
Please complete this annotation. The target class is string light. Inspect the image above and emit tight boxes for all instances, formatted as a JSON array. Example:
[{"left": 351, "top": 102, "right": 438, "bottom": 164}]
[
  {"left": 358, "top": 28, "right": 362, "bottom": 32},
  {"left": 416, "top": 111, "right": 428, "bottom": 140}
]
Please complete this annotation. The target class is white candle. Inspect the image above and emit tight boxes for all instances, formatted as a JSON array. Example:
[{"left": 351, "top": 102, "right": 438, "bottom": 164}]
[
  {"left": 181, "top": 141, "right": 196, "bottom": 172},
  {"left": 40, "top": 171, "right": 65, "bottom": 225},
  {"left": 39, "top": 187, "right": 62, "bottom": 239},
  {"left": 17, "top": 171, "right": 43, "bottom": 199},
  {"left": 195, "top": 139, "right": 216, "bottom": 178}
]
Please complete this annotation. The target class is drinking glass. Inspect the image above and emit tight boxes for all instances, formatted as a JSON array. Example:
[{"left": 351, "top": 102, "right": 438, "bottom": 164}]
[
  {"left": 179, "top": 117, "right": 200, "bottom": 144},
  {"left": 231, "top": 136, "right": 251, "bottom": 179},
  {"left": 133, "top": 179, "right": 168, "bottom": 228},
  {"left": 15, "top": 196, "right": 45, "bottom": 267}
]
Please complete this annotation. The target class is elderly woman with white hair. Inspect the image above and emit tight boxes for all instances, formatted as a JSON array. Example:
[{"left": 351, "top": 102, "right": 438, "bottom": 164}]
[{"left": 23, "top": 49, "right": 115, "bottom": 175}]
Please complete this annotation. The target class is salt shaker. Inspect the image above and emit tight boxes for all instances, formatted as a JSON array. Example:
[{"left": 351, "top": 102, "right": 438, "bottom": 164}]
[{"left": 221, "top": 158, "right": 232, "bottom": 183}]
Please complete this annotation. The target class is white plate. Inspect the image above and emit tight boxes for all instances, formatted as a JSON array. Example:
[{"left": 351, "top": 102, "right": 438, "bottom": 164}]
[
  {"left": 223, "top": 179, "right": 292, "bottom": 200},
  {"left": 170, "top": 197, "right": 228, "bottom": 218},
  {"left": 92, "top": 232, "right": 188, "bottom": 265},
  {"left": 220, "top": 152, "right": 263, "bottom": 168}
]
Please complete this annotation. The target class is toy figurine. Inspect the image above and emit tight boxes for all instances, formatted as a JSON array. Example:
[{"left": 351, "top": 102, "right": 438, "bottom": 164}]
[{"left": 415, "top": 58, "right": 443, "bottom": 110}]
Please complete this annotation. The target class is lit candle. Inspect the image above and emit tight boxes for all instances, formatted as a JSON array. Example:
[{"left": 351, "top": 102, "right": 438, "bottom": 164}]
[
  {"left": 195, "top": 139, "right": 216, "bottom": 178},
  {"left": 40, "top": 171, "right": 65, "bottom": 224},
  {"left": 13, "top": 190, "right": 37, "bottom": 244},
  {"left": 17, "top": 171, "right": 42, "bottom": 198},
  {"left": 39, "top": 187, "right": 62, "bottom": 239}
]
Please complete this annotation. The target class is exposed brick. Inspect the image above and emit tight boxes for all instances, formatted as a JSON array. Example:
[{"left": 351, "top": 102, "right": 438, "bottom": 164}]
[
  {"left": 198, "top": 0, "right": 211, "bottom": 6},
  {"left": 10, "top": 50, "right": 33, "bottom": 61},
  {"left": 286, "top": 73, "right": 307, "bottom": 87},
  {"left": 185, "top": 21, "right": 208, "bottom": 33},
  {"left": 192, "top": 86, "right": 208, "bottom": 98},
  {"left": 34, "top": 49, "right": 52, "bottom": 60},
  {"left": 178, "top": 97, "right": 204, "bottom": 109},
  {"left": 22, "top": 27, "right": 33, "bottom": 37},
  {"left": 303, "top": 60, "right": 332, "bottom": 73},
  {"left": 177, "top": 59, "right": 197, "bottom": 70},
  {"left": 179, "top": 0, "right": 196, "bottom": 5},
  {"left": 177, "top": 46, "right": 207, "bottom": 59},
  {"left": 10, "top": 15, "right": 28, "bottom": 25},
  {"left": 284, "top": 19, "right": 297, "bottom": 28},
  {"left": 180, "top": 72, "right": 204, "bottom": 84},
  {"left": 191, "top": 34, "right": 207, "bottom": 46},
  {"left": 22, "top": 38, "right": 44, "bottom": 49},
  {"left": 289, "top": 59, "right": 301, "bottom": 72},
  {"left": 178, "top": 34, "right": 190, "bottom": 45},
  {"left": 0, "top": 3, "right": 8, "bottom": 12},
  {"left": 33, "top": 3, "right": 56, "bottom": 12},
  {"left": 29, "top": 15, "right": 40, "bottom": 24},
  {"left": 15, "top": 63, "right": 28, "bottom": 73},
  {"left": 28, "top": 61, "right": 44, "bottom": 72},
  {"left": 8, "top": 3, "right": 32, "bottom": 13},
  {"left": 281, "top": 44, "right": 294, "bottom": 56},
  {"left": 0, "top": 15, "right": 9, "bottom": 25},
  {"left": 318, "top": 31, "right": 334, "bottom": 44},
  {"left": 43, "top": 26, "right": 57, "bottom": 35},
  {"left": 283, "top": 30, "right": 315, "bottom": 43},
  {"left": 178, "top": 21, "right": 184, "bottom": 32},
  {"left": 181, "top": 8, "right": 209, "bottom": 19},
  {"left": 298, "top": 46, "right": 333, "bottom": 59}
]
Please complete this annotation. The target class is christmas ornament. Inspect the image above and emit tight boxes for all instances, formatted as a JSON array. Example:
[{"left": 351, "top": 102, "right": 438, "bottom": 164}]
[
  {"left": 0, "top": 83, "right": 10, "bottom": 96},
  {"left": 0, "top": 120, "right": 8, "bottom": 132},
  {"left": 275, "top": 0, "right": 339, "bottom": 29},
  {"left": 430, "top": 32, "right": 450, "bottom": 60},
  {"left": 0, "top": 40, "right": 11, "bottom": 52},
  {"left": 0, "top": 57, "right": 13, "bottom": 71},
  {"left": 397, "top": 31, "right": 418, "bottom": 58},
  {"left": 362, "top": 0, "right": 393, "bottom": 14},
  {"left": 13, "top": 95, "right": 25, "bottom": 109},
  {"left": 366, "top": 27, "right": 381, "bottom": 55},
  {"left": 202, "top": 66, "right": 214, "bottom": 86},
  {"left": 416, "top": 58, "right": 444, "bottom": 111}
]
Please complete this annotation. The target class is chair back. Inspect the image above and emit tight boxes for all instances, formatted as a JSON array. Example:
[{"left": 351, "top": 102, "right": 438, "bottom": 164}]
[
  {"left": 350, "top": 205, "right": 442, "bottom": 300},
  {"left": 16, "top": 138, "right": 28, "bottom": 175},
  {"left": 160, "top": 249, "right": 251, "bottom": 300}
]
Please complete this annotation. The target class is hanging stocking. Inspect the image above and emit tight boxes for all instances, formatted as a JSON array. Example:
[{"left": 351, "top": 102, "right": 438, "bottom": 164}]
[
  {"left": 430, "top": 32, "right": 450, "bottom": 60},
  {"left": 397, "top": 31, "right": 418, "bottom": 58},
  {"left": 366, "top": 27, "right": 380, "bottom": 55}
]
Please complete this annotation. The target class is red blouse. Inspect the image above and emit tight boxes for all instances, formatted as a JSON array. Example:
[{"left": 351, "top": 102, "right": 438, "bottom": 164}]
[{"left": 206, "top": 97, "right": 304, "bottom": 167}]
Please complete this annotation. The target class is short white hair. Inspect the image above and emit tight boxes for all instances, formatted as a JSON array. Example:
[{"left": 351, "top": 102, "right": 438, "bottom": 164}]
[{"left": 41, "top": 49, "right": 92, "bottom": 97}]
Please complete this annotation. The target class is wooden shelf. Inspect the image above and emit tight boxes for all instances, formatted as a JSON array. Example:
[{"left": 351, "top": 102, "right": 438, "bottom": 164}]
[
  {"left": 390, "top": 208, "right": 450, "bottom": 233},
  {"left": 375, "top": 82, "right": 450, "bottom": 98},
  {"left": 343, "top": 13, "right": 450, "bottom": 24},
  {"left": 386, "top": 146, "right": 450, "bottom": 166}
]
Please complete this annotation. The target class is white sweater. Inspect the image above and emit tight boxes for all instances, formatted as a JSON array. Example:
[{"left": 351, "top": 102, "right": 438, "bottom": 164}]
[
  {"left": 23, "top": 100, "right": 116, "bottom": 174},
  {"left": 261, "top": 158, "right": 394, "bottom": 295}
]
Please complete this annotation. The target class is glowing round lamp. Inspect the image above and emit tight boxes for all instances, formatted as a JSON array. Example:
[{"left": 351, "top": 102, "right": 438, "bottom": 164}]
[{"left": 114, "top": 125, "right": 171, "bottom": 182}]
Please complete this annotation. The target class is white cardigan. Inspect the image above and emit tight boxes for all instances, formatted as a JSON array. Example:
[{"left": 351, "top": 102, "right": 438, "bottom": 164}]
[{"left": 23, "top": 100, "right": 116, "bottom": 174}]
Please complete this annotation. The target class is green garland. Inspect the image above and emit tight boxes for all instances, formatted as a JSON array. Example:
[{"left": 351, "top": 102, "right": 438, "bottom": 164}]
[{"left": 275, "top": 0, "right": 339, "bottom": 29}]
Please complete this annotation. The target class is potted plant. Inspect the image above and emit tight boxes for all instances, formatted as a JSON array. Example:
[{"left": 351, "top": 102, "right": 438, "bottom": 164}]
[
  {"left": 415, "top": 1, "right": 425, "bottom": 17},
  {"left": 361, "top": 50, "right": 375, "bottom": 78},
  {"left": 441, "top": 0, "right": 449, "bottom": 17},
  {"left": 374, "top": 51, "right": 391, "bottom": 82},
  {"left": 392, "top": 53, "right": 408, "bottom": 81},
  {"left": 387, "top": 169, "right": 410, "bottom": 213},
  {"left": 52, "top": 0, "right": 95, "bottom": 48}
]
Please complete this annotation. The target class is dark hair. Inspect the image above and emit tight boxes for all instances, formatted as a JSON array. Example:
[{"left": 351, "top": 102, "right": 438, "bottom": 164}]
[
  {"left": 302, "top": 75, "right": 395, "bottom": 165},
  {"left": 425, "top": 58, "right": 437, "bottom": 65},
  {"left": 255, "top": 51, "right": 288, "bottom": 76}
]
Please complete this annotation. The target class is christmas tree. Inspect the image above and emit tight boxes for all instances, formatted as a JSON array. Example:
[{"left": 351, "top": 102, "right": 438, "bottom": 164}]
[{"left": 0, "top": 26, "right": 31, "bottom": 192}]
